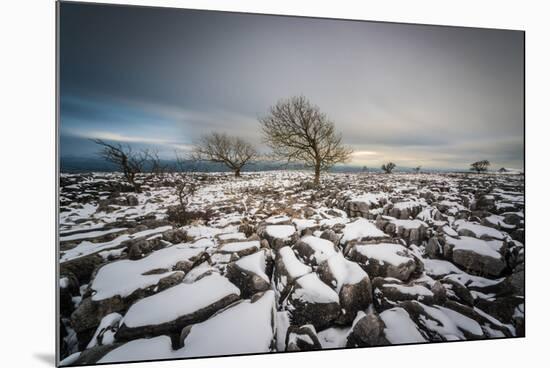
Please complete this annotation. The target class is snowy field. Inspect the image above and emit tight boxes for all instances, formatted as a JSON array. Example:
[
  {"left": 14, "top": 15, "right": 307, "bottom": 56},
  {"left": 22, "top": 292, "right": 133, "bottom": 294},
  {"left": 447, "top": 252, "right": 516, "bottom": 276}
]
[{"left": 58, "top": 171, "right": 525, "bottom": 365}]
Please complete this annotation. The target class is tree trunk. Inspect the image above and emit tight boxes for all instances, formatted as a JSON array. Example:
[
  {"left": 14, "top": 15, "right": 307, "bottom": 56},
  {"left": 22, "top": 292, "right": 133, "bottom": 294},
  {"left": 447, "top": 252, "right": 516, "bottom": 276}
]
[
  {"left": 235, "top": 168, "right": 241, "bottom": 177},
  {"left": 314, "top": 163, "right": 320, "bottom": 185}
]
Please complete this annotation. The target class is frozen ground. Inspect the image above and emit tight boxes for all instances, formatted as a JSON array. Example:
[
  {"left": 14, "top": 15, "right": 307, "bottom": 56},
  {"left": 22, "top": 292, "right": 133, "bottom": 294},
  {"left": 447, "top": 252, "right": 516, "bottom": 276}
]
[{"left": 58, "top": 171, "right": 525, "bottom": 365}]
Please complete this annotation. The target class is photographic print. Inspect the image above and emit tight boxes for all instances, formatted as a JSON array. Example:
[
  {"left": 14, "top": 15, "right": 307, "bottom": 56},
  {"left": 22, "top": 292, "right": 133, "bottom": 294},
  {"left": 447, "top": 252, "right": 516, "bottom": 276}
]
[{"left": 57, "top": 1, "right": 525, "bottom": 366}]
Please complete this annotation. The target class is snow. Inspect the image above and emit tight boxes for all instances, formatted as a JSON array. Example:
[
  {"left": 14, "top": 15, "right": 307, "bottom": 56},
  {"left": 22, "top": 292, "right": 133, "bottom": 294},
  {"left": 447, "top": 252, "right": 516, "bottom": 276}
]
[
  {"left": 317, "top": 327, "right": 351, "bottom": 348},
  {"left": 454, "top": 220, "right": 505, "bottom": 240},
  {"left": 266, "top": 225, "right": 296, "bottom": 239},
  {"left": 300, "top": 235, "right": 337, "bottom": 263},
  {"left": 417, "top": 303, "right": 483, "bottom": 339},
  {"left": 59, "top": 227, "right": 127, "bottom": 242},
  {"left": 349, "top": 192, "right": 387, "bottom": 206},
  {"left": 292, "top": 273, "right": 339, "bottom": 304},
  {"left": 265, "top": 215, "right": 291, "bottom": 224},
  {"left": 325, "top": 253, "right": 367, "bottom": 292},
  {"left": 380, "top": 307, "right": 426, "bottom": 344},
  {"left": 279, "top": 246, "right": 311, "bottom": 278},
  {"left": 340, "top": 218, "right": 387, "bottom": 243},
  {"left": 98, "top": 336, "right": 175, "bottom": 364},
  {"left": 219, "top": 240, "right": 260, "bottom": 253},
  {"left": 445, "top": 235, "right": 503, "bottom": 259},
  {"left": 91, "top": 245, "right": 203, "bottom": 301},
  {"left": 58, "top": 171, "right": 524, "bottom": 362},
  {"left": 355, "top": 243, "right": 412, "bottom": 266},
  {"left": 184, "top": 225, "right": 237, "bottom": 239},
  {"left": 293, "top": 218, "right": 318, "bottom": 231},
  {"left": 383, "top": 283, "right": 434, "bottom": 297},
  {"left": 275, "top": 311, "right": 291, "bottom": 351},
  {"left": 60, "top": 225, "right": 173, "bottom": 263},
  {"left": 87, "top": 313, "right": 122, "bottom": 348},
  {"left": 393, "top": 200, "right": 423, "bottom": 210},
  {"left": 235, "top": 251, "right": 269, "bottom": 282},
  {"left": 383, "top": 216, "right": 427, "bottom": 230},
  {"left": 218, "top": 232, "right": 246, "bottom": 241},
  {"left": 177, "top": 291, "right": 276, "bottom": 357},
  {"left": 101, "top": 292, "right": 276, "bottom": 362},
  {"left": 60, "top": 352, "right": 82, "bottom": 366},
  {"left": 423, "top": 258, "right": 462, "bottom": 277},
  {"left": 121, "top": 273, "right": 240, "bottom": 328}
]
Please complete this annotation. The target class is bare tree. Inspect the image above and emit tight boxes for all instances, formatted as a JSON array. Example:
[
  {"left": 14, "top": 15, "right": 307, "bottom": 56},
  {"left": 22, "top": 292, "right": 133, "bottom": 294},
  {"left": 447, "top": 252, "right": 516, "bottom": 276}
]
[
  {"left": 259, "top": 96, "right": 353, "bottom": 185},
  {"left": 381, "top": 162, "right": 396, "bottom": 174},
  {"left": 192, "top": 133, "right": 257, "bottom": 177},
  {"left": 470, "top": 160, "right": 490, "bottom": 173},
  {"left": 166, "top": 151, "right": 198, "bottom": 225},
  {"left": 413, "top": 166, "right": 422, "bottom": 173},
  {"left": 92, "top": 139, "right": 147, "bottom": 192},
  {"left": 147, "top": 150, "right": 168, "bottom": 177}
]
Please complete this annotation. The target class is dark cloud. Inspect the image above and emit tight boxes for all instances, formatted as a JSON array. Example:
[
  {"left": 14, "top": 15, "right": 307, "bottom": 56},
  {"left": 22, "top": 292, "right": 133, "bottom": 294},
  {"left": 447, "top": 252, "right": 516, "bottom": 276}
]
[{"left": 59, "top": 2, "right": 524, "bottom": 170}]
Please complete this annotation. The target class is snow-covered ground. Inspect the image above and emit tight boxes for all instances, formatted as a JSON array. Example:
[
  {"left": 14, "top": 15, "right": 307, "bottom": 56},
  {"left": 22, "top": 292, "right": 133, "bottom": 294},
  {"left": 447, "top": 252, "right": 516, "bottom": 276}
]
[{"left": 58, "top": 171, "right": 524, "bottom": 365}]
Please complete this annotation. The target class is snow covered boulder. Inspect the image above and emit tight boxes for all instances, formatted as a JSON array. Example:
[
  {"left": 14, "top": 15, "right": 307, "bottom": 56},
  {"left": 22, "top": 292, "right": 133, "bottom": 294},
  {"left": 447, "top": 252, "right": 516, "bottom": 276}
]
[
  {"left": 317, "top": 253, "right": 373, "bottom": 325},
  {"left": 293, "top": 235, "right": 338, "bottom": 266},
  {"left": 258, "top": 224, "right": 299, "bottom": 250},
  {"left": 439, "top": 278, "right": 474, "bottom": 306},
  {"left": 425, "top": 236, "right": 445, "bottom": 258},
  {"left": 443, "top": 236, "right": 507, "bottom": 277},
  {"left": 285, "top": 325, "right": 322, "bottom": 351},
  {"left": 217, "top": 240, "right": 261, "bottom": 259},
  {"left": 178, "top": 291, "right": 276, "bottom": 356},
  {"left": 453, "top": 219, "right": 506, "bottom": 240},
  {"left": 346, "top": 310, "right": 389, "bottom": 347},
  {"left": 59, "top": 272, "right": 80, "bottom": 317},
  {"left": 286, "top": 273, "right": 341, "bottom": 330},
  {"left": 116, "top": 273, "right": 240, "bottom": 341},
  {"left": 86, "top": 313, "right": 122, "bottom": 349},
  {"left": 60, "top": 253, "right": 105, "bottom": 284},
  {"left": 398, "top": 301, "right": 485, "bottom": 341},
  {"left": 226, "top": 251, "right": 271, "bottom": 298},
  {"left": 347, "top": 242, "right": 422, "bottom": 281},
  {"left": 385, "top": 200, "right": 424, "bottom": 220},
  {"left": 375, "top": 216, "right": 429, "bottom": 245},
  {"left": 319, "top": 229, "right": 341, "bottom": 246},
  {"left": 379, "top": 306, "right": 427, "bottom": 344},
  {"left": 372, "top": 277, "right": 435, "bottom": 310},
  {"left": 274, "top": 246, "right": 312, "bottom": 299},
  {"left": 339, "top": 218, "right": 389, "bottom": 246},
  {"left": 344, "top": 192, "right": 388, "bottom": 218}
]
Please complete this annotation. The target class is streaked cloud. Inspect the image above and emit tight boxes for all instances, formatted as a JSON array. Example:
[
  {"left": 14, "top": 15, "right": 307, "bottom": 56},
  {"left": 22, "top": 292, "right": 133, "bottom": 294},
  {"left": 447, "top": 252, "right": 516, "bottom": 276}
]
[{"left": 59, "top": 3, "right": 524, "bottom": 170}]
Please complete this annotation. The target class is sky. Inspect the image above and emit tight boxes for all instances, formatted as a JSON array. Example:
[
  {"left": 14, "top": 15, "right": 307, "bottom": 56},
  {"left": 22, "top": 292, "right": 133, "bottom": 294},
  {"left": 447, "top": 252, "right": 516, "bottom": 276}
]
[{"left": 59, "top": 2, "right": 524, "bottom": 170}]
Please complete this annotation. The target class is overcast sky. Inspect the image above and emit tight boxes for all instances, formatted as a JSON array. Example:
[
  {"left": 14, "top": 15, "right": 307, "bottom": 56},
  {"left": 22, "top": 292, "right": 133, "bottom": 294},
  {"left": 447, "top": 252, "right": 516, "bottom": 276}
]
[{"left": 59, "top": 2, "right": 524, "bottom": 170}]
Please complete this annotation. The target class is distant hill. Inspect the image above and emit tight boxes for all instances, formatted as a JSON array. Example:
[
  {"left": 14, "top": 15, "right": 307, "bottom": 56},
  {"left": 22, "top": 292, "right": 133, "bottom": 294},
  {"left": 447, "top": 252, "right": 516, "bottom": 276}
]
[{"left": 59, "top": 156, "right": 471, "bottom": 174}]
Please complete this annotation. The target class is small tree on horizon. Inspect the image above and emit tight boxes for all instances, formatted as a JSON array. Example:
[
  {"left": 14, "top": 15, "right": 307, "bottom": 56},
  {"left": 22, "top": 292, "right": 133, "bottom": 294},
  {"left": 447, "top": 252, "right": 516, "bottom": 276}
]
[
  {"left": 381, "top": 162, "right": 396, "bottom": 174},
  {"left": 259, "top": 95, "right": 353, "bottom": 185},
  {"left": 92, "top": 139, "right": 148, "bottom": 192},
  {"left": 192, "top": 132, "right": 258, "bottom": 177},
  {"left": 413, "top": 166, "right": 422, "bottom": 173},
  {"left": 470, "top": 160, "right": 490, "bottom": 173}
]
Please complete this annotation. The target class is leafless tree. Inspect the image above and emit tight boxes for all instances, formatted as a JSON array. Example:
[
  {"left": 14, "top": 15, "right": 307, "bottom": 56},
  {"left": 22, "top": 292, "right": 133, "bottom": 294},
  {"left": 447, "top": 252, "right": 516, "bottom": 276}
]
[
  {"left": 381, "top": 162, "right": 396, "bottom": 174},
  {"left": 147, "top": 150, "right": 168, "bottom": 177},
  {"left": 166, "top": 151, "right": 198, "bottom": 225},
  {"left": 92, "top": 139, "right": 147, "bottom": 192},
  {"left": 413, "top": 166, "right": 422, "bottom": 173},
  {"left": 192, "top": 133, "right": 257, "bottom": 177},
  {"left": 259, "top": 95, "right": 353, "bottom": 185},
  {"left": 470, "top": 160, "right": 490, "bottom": 173}
]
